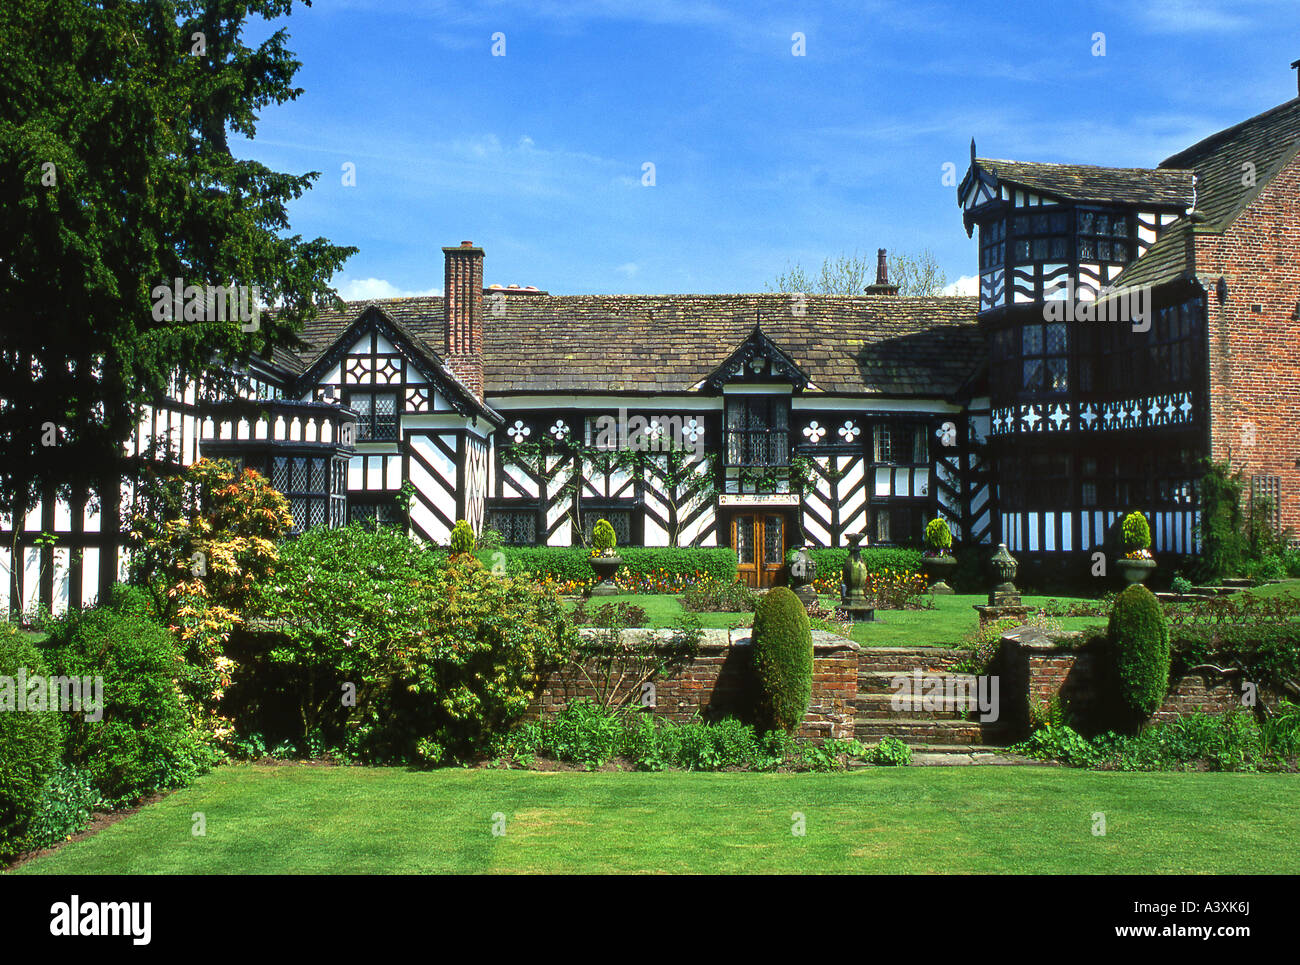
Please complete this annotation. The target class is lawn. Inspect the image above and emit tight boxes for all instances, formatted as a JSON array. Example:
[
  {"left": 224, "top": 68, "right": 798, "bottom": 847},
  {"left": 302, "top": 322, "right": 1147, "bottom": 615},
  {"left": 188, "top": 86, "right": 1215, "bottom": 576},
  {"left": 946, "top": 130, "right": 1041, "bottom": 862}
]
[
  {"left": 11, "top": 765, "right": 1298, "bottom": 875},
  {"left": 567, "top": 592, "right": 1105, "bottom": 646},
  {"left": 847, "top": 593, "right": 1105, "bottom": 647}
]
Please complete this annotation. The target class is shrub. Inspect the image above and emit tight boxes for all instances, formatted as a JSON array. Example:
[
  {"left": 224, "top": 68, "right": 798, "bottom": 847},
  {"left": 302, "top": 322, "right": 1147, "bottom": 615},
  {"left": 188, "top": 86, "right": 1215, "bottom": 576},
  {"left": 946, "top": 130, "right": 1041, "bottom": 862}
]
[
  {"left": 751, "top": 587, "right": 813, "bottom": 733},
  {"left": 1261, "top": 701, "right": 1300, "bottom": 760},
  {"left": 1121, "top": 511, "right": 1151, "bottom": 551},
  {"left": 591, "top": 518, "right": 617, "bottom": 553},
  {"left": 19, "top": 764, "right": 103, "bottom": 854},
  {"left": 679, "top": 577, "right": 759, "bottom": 613},
  {"left": 1106, "top": 584, "right": 1171, "bottom": 720},
  {"left": 1015, "top": 723, "right": 1104, "bottom": 768},
  {"left": 924, "top": 518, "right": 952, "bottom": 553},
  {"left": 47, "top": 594, "right": 212, "bottom": 805},
  {"left": 0, "top": 624, "right": 64, "bottom": 861},
  {"left": 252, "top": 526, "right": 579, "bottom": 763},
  {"left": 864, "top": 736, "right": 912, "bottom": 766},
  {"left": 1170, "top": 573, "right": 1193, "bottom": 595},
  {"left": 449, "top": 519, "right": 475, "bottom": 556}
]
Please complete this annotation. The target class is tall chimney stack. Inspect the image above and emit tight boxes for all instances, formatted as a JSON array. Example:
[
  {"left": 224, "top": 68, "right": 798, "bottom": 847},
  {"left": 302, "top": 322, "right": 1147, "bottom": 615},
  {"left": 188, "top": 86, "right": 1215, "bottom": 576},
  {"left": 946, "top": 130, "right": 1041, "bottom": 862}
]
[
  {"left": 1292, "top": 58, "right": 1300, "bottom": 96},
  {"left": 443, "top": 241, "right": 485, "bottom": 398},
  {"left": 865, "top": 247, "right": 899, "bottom": 295}
]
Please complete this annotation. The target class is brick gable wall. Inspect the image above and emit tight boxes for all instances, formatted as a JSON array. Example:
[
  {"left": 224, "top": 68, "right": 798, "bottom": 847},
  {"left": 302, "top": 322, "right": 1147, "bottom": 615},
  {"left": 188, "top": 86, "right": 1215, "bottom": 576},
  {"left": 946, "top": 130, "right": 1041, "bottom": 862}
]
[{"left": 1200, "top": 149, "right": 1300, "bottom": 537}]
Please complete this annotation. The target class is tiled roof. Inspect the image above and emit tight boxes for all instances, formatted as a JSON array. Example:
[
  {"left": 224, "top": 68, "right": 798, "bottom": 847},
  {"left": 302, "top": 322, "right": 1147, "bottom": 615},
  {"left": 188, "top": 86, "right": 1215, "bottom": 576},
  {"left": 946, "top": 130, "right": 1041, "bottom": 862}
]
[
  {"left": 1159, "top": 97, "right": 1300, "bottom": 232},
  {"left": 975, "top": 158, "right": 1194, "bottom": 208},
  {"left": 1115, "top": 97, "right": 1300, "bottom": 290},
  {"left": 295, "top": 294, "right": 983, "bottom": 399}
]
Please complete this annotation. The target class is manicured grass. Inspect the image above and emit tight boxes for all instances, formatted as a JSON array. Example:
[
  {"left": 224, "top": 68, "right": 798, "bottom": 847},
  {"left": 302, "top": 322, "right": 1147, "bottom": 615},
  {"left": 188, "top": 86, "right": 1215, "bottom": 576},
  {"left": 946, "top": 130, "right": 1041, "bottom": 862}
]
[
  {"left": 11, "top": 764, "right": 1299, "bottom": 874},
  {"left": 1238, "top": 578, "right": 1300, "bottom": 601},
  {"left": 565, "top": 592, "right": 1107, "bottom": 644},
  {"left": 845, "top": 593, "right": 1105, "bottom": 647}
]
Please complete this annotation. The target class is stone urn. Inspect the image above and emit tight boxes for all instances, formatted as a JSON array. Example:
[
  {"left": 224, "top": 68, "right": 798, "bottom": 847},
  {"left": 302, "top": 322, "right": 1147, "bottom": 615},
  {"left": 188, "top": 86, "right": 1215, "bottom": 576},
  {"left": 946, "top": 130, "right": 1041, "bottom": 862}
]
[
  {"left": 840, "top": 533, "right": 873, "bottom": 621},
  {"left": 1117, "top": 556, "right": 1156, "bottom": 586},
  {"left": 921, "top": 554, "right": 957, "bottom": 595},
  {"left": 789, "top": 546, "right": 818, "bottom": 607},
  {"left": 589, "top": 552, "right": 622, "bottom": 596},
  {"left": 988, "top": 543, "right": 1020, "bottom": 605}
]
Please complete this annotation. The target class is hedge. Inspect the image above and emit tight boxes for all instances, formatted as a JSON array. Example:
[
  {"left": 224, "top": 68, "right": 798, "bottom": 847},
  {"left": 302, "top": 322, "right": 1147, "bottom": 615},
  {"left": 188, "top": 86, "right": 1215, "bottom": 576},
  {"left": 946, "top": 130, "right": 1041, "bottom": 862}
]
[
  {"left": 0, "top": 624, "right": 64, "bottom": 861},
  {"left": 47, "top": 589, "right": 212, "bottom": 805},
  {"left": 470, "top": 546, "right": 739, "bottom": 584},
  {"left": 806, "top": 547, "right": 923, "bottom": 581}
]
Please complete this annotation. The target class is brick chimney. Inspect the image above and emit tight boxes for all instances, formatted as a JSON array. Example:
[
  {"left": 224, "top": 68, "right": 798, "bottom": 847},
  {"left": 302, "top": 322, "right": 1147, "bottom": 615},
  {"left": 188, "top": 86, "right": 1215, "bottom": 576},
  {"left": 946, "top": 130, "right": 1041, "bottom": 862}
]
[
  {"left": 442, "top": 241, "right": 484, "bottom": 398},
  {"left": 864, "top": 248, "right": 899, "bottom": 295}
]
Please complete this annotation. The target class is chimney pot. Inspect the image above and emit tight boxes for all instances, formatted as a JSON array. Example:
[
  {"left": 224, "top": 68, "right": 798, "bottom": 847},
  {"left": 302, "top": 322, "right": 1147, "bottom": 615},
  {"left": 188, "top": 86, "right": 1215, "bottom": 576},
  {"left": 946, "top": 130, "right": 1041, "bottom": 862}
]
[{"left": 864, "top": 247, "right": 899, "bottom": 296}]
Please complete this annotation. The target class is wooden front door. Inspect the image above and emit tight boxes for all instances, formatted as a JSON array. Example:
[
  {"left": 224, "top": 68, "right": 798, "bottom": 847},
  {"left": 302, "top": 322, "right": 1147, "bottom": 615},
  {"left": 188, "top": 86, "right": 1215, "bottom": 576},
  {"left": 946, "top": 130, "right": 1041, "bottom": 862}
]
[{"left": 733, "top": 512, "right": 787, "bottom": 588}]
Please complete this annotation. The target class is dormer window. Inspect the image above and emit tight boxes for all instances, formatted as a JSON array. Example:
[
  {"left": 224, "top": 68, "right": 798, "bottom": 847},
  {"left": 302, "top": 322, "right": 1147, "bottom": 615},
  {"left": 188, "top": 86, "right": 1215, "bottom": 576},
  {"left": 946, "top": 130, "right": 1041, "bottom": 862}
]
[{"left": 725, "top": 397, "right": 789, "bottom": 466}]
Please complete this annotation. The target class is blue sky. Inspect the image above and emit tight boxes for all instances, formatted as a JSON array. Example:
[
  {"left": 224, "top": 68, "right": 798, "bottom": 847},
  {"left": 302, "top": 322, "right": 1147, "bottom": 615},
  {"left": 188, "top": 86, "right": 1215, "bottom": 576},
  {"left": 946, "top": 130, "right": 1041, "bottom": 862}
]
[{"left": 233, "top": 0, "right": 1300, "bottom": 299}]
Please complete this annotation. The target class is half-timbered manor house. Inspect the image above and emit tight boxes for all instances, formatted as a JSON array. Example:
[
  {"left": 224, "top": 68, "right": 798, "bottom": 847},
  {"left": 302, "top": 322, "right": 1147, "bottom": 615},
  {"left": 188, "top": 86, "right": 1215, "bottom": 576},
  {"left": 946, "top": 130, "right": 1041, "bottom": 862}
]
[{"left": 6, "top": 79, "right": 1300, "bottom": 612}]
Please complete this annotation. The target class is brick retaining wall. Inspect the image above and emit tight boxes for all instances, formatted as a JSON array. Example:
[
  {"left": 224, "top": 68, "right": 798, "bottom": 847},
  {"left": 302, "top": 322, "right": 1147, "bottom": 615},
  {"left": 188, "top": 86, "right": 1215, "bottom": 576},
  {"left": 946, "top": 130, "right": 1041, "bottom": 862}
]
[
  {"left": 527, "top": 628, "right": 859, "bottom": 740},
  {"left": 1001, "top": 627, "right": 1246, "bottom": 736}
]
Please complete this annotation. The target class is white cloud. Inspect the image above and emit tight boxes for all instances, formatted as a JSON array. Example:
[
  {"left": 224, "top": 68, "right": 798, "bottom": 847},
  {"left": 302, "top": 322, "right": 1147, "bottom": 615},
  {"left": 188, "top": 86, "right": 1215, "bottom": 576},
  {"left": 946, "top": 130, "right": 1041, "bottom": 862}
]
[
  {"left": 615, "top": 262, "right": 640, "bottom": 277},
  {"left": 337, "top": 277, "right": 441, "bottom": 301},
  {"left": 942, "top": 275, "right": 978, "bottom": 296}
]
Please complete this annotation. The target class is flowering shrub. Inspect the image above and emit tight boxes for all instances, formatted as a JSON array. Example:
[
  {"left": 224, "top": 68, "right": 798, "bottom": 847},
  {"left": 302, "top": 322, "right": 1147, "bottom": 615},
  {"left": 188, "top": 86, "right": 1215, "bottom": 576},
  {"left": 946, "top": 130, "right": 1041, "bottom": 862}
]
[
  {"left": 126, "top": 458, "right": 291, "bottom": 743},
  {"left": 248, "top": 525, "right": 578, "bottom": 763}
]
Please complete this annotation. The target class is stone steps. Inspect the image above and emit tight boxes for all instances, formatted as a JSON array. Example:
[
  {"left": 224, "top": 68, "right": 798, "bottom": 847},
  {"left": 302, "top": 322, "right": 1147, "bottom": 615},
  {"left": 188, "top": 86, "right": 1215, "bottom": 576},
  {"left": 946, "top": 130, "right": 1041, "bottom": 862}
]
[
  {"left": 857, "top": 669, "right": 981, "bottom": 695},
  {"left": 854, "top": 717, "right": 1008, "bottom": 744},
  {"left": 856, "top": 693, "right": 981, "bottom": 720}
]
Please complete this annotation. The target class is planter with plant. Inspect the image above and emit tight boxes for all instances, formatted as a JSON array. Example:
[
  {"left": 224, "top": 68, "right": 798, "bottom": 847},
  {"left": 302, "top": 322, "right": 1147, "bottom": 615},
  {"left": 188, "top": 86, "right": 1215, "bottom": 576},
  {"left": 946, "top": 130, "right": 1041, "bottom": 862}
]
[
  {"left": 1118, "top": 511, "right": 1156, "bottom": 585},
  {"left": 588, "top": 518, "right": 622, "bottom": 596},
  {"left": 920, "top": 517, "right": 956, "bottom": 595}
]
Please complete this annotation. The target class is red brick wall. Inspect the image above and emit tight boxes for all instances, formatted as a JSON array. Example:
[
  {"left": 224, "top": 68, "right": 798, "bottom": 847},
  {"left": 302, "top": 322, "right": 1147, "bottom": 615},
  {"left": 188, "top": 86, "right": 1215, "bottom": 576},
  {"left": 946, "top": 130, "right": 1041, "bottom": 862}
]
[
  {"left": 1200, "top": 151, "right": 1300, "bottom": 535},
  {"left": 527, "top": 639, "right": 859, "bottom": 740},
  {"left": 1009, "top": 638, "right": 1244, "bottom": 734}
]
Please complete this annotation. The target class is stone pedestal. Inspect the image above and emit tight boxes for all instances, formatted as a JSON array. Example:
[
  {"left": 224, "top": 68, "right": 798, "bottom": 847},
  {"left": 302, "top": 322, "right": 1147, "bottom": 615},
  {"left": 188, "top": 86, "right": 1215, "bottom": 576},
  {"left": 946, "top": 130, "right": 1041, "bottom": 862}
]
[
  {"left": 840, "top": 532, "right": 875, "bottom": 622},
  {"left": 973, "top": 604, "right": 1033, "bottom": 627}
]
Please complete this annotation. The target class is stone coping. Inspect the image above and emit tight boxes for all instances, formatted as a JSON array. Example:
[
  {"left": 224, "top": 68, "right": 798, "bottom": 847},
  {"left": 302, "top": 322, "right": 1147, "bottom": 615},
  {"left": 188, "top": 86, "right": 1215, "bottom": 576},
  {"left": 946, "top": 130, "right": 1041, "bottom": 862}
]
[
  {"left": 999, "top": 625, "right": 1089, "bottom": 652},
  {"left": 575, "top": 626, "right": 858, "bottom": 653}
]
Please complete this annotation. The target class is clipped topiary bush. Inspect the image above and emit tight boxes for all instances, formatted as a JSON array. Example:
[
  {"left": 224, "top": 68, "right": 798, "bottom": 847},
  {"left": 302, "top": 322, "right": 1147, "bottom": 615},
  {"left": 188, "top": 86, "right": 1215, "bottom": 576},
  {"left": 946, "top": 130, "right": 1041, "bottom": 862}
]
[
  {"left": 751, "top": 587, "right": 813, "bottom": 734},
  {"left": 591, "top": 518, "right": 617, "bottom": 553},
  {"left": 0, "top": 624, "right": 64, "bottom": 861},
  {"left": 925, "top": 518, "right": 953, "bottom": 554},
  {"left": 1106, "top": 583, "right": 1171, "bottom": 719},
  {"left": 449, "top": 519, "right": 475, "bottom": 556},
  {"left": 1121, "top": 511, "right": 1152, "bottom": 553}
]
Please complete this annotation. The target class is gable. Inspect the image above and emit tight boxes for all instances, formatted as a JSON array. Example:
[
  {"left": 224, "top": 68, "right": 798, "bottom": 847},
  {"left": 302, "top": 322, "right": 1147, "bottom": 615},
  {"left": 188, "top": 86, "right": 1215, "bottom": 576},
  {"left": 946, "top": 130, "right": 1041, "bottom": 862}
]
[
  {"left": 701, "top": 323, "right": 811, "bottom": 392},
  {"left": 294, "top": 305, "right": 501, "bottom": 424}
]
